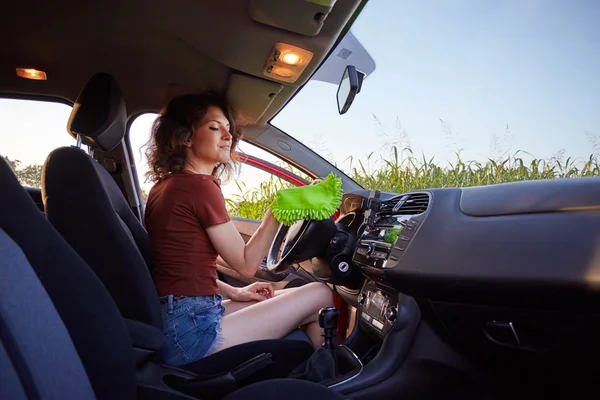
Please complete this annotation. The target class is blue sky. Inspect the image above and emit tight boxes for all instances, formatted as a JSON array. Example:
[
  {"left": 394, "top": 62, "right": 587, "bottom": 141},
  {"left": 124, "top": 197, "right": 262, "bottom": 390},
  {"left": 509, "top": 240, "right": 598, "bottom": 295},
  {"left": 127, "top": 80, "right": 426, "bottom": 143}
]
[
  {"left": 2, "top": 0, "right": 598, "bottom": 193},
  {"left": 273, "top": 0, "right": 599, "bottom": 172}
]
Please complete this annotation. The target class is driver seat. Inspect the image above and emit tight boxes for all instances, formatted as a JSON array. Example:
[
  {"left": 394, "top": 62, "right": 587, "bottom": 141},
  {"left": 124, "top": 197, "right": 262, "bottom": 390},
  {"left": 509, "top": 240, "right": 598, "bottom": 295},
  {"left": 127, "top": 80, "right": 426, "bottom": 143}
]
[
  {"left": 42, "top": 72, "right": 312, "bottom": 373},
  {"left": 0, "top": 156, "right": 343, "bottom": 399}
]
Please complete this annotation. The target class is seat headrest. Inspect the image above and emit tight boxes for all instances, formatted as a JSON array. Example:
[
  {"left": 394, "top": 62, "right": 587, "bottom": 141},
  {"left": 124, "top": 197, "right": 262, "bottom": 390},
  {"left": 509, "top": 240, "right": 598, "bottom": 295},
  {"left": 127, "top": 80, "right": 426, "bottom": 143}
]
[{"left": 67, "top": 73, "right": 127, "bottom": 152}]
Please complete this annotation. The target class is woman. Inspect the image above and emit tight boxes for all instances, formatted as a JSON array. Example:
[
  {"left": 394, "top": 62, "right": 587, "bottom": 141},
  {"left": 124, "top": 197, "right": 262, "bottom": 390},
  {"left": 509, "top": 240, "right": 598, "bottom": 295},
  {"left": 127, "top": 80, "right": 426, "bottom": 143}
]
[{"left": 144, "top": 91, "right": 334, "bottom": 366}]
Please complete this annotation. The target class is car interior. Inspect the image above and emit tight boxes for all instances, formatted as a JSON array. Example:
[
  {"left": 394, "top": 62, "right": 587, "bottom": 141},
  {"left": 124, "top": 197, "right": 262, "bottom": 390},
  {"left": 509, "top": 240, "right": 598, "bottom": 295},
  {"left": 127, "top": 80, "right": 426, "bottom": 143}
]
[{"left": 2, "top": 0, "right": 600, "bottom": 399}]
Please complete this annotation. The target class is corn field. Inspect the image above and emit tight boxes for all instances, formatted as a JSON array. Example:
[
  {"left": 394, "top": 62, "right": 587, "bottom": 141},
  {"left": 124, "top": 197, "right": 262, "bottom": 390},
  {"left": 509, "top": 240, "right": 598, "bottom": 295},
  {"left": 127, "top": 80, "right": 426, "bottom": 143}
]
[{"left": 225, "top": 147, "right": 600, "bottom": 220}]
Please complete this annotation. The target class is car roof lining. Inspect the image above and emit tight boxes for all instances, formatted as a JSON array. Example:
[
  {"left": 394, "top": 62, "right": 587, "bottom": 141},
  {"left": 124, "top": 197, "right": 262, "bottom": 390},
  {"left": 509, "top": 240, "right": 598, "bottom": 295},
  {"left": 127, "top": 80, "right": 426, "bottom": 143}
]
[{"left": 1, "top": 0, "right": 364, "bottom": 126}]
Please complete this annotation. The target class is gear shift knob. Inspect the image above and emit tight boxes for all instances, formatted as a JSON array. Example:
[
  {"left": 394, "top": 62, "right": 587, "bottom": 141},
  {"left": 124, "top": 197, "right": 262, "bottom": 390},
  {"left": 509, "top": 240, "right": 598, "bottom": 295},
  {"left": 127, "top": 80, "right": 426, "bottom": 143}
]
[
  {"left": 319, "top": 307, "right": 339, "bottom": 329},
  {"left": 319, "top": 307, "right": 339, "bottom": 349}
]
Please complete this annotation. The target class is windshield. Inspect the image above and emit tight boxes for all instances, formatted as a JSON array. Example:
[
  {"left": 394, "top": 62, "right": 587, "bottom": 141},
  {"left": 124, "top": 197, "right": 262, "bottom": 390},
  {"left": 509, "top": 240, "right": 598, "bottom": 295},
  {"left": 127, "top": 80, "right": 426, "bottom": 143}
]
[{"left": 272, "top": 0, "right": 600, "bottom": 192}]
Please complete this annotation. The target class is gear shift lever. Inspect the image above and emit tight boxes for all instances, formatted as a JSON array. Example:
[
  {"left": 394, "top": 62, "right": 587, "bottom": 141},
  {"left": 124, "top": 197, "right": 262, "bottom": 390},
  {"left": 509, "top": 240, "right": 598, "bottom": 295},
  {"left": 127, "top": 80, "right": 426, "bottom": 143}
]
[
  {"left": 288, "top": 307, "right": 340, "bottom": 382},
  {"left": 319, "top": 307, "right": 339, "bottom": 350}
]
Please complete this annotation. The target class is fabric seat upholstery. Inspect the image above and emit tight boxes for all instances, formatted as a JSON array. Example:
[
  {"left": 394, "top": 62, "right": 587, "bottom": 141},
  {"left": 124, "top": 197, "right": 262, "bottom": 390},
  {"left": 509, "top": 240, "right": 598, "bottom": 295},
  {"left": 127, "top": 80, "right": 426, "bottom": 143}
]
[
  {"left": 0, "top": 156, "right": 137, "bottom": 399},
  {"left": 43, "top": 72, "right": 161, "bottom": 328},
  {"left": 44, "top": 145, "right": 162, "bottom": 328},
  {"left": 0, "top": 228, "right": 95, "bottom": 400}
]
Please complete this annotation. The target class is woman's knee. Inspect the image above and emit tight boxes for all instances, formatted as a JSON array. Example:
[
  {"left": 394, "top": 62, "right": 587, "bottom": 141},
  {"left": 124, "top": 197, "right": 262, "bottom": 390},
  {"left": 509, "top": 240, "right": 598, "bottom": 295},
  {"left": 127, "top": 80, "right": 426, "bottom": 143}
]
[{"left": 304, "top": 282, "right": 334, "bottom": 308}]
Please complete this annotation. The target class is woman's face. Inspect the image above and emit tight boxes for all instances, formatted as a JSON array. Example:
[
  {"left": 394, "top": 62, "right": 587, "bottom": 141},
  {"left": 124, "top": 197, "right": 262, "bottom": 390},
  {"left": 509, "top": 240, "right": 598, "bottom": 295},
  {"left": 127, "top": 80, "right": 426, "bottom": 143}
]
[{"left": 185, "top": 106, "right": 233, "bottom": 169}]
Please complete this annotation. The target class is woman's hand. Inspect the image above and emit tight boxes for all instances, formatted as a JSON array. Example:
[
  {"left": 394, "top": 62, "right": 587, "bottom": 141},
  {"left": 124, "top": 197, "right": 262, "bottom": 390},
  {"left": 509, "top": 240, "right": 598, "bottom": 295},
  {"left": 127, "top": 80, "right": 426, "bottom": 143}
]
[{"left": 230, "top": 282, "right": 275, "bottom": 302}]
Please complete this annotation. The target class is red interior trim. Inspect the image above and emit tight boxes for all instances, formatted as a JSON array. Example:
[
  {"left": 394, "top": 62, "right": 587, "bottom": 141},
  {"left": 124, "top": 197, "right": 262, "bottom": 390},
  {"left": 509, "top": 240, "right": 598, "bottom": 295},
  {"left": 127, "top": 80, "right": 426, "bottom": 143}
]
[
  {"left": 334, "top": 293, "right": 349, "bottom": 340},
  {"left": 243, "top": 157, "right": 307, "bottom": 186}
]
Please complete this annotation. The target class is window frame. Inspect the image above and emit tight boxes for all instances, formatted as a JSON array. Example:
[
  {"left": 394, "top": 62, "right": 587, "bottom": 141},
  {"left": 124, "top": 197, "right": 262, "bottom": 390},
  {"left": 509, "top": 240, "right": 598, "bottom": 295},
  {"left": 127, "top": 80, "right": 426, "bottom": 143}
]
[
  {"left": 0, "top": 93, "right": 73, "bottom": 108},
  {"left": 239, "top": 153, "right": 308, "bottom": 187}
]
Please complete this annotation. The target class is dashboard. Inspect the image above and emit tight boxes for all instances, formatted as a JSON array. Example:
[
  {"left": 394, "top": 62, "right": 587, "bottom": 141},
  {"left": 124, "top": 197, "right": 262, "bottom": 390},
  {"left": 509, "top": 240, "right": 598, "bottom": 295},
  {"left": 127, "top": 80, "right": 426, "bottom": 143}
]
[
  {"left": 345, "top": 176, "right": 600, "bottom": 308},
  {"left": 330, "top": 177, "right": 600, "bottom": 393}
]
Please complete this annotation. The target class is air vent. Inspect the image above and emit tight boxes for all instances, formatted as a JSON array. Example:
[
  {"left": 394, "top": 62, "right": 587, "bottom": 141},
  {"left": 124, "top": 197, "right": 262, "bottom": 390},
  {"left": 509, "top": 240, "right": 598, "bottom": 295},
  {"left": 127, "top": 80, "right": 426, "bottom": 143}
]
[{"left": 379, "top": 193, "right": 430, "bottom": 215}]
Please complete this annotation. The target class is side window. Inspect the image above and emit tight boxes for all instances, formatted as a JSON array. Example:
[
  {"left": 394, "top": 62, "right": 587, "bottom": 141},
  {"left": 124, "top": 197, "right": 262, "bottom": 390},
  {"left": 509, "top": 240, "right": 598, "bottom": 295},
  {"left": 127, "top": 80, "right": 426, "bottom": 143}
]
[
  {"left": 0, "top": 98, "right": 74, "bottom": 188},
  {"left": 128, "top": 112, "right": 157, "bottom": 201},
  {"left": 128, "top": 113, "right": 310, "bottom": 220},
  {"left": 221, "top": 141, "right": 310, "bottom": 220}
]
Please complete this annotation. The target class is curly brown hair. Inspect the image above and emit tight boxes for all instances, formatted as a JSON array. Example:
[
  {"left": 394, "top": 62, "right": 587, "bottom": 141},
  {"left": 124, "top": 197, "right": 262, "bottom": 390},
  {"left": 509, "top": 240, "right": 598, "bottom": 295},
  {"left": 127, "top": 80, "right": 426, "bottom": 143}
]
[{"left": 144, "top": 91, "right": 241, "bottom": 183}]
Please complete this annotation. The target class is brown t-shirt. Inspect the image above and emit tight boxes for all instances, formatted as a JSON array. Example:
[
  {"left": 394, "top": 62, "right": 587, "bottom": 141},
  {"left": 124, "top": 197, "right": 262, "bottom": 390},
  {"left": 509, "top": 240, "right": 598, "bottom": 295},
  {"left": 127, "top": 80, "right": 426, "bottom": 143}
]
[{"left": 145, "top": 171, "right": 230, "bottom": 297}]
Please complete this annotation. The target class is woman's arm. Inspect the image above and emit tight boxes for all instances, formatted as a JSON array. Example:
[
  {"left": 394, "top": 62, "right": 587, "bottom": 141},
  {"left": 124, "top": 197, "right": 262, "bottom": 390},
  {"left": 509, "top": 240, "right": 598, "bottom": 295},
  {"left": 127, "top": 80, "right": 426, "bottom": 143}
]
[
  {"left": 206, "top": 210, "right": 279, "bottom": 278},
  {"left": 216, "top": 280, "right": 237, "bottom": 299}
]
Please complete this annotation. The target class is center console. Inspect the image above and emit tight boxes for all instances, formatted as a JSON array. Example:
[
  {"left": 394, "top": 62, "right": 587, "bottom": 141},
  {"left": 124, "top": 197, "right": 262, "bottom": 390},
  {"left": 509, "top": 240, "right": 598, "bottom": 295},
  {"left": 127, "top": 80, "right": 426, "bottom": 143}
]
[
  {"left": 348, "top": 192, "right": 431, "bottom": 340},
  {"left": 319, "top": 192, "right": 430, "bottom": 396},
  {"left": 329, "top": 283, "right": 421, "bottom": 396},
  {"left": 357, "top": 281, "right": 399, "bottom": 338},
  {"left": 351, "top": 211, "right": 419, "bottom": 339}
]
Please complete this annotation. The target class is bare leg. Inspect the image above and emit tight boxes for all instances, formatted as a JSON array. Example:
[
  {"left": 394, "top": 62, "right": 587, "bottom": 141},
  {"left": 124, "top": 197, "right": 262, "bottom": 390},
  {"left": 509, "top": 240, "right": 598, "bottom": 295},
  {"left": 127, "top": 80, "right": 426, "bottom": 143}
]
[
  {"left": 222, "top": 298, "right": 258, "bottom": 317},
  {"left": 215, "top": 282, "right": 333, "bottom": 351}
]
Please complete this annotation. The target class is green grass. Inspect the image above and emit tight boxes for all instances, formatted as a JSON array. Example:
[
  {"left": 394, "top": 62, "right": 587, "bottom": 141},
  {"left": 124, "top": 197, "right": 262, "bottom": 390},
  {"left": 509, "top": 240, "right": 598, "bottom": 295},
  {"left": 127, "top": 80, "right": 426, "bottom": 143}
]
[
  {"left": 226, "top": 147, "right": 600, "bottom": 219},
  {"left": 225, "top": 178, "right": 294, "bottom": 220},
  {"left": 225, "top": 161, "right": 312, "bottom": 220}
]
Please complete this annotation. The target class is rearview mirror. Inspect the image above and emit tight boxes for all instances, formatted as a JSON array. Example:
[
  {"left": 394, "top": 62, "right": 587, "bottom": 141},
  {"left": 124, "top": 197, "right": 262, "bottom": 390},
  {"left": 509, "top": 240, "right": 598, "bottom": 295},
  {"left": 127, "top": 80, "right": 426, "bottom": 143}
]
[{"left": 337, "top": 65, "right": 365, "bottom": 115}]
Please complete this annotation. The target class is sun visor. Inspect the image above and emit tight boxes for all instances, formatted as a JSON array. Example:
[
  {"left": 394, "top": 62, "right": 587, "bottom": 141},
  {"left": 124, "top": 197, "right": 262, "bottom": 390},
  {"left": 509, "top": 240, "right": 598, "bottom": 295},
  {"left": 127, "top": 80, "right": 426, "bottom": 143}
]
[
  {"left": 226, "top": 74, "right": 283, "bottom": 125},
  {"left": 312, "top": 31, "right": 376, "bottom": 85},
  {"left": 248, "top": 0, "right": 338, "bottom": 36}
]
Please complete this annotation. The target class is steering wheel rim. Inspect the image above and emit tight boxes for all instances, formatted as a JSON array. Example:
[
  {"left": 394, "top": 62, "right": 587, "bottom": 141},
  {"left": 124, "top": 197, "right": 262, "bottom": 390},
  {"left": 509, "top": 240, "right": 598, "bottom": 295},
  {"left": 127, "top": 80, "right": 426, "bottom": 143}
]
[
  {"left": 266, "top": 218, "right": 339, "bottom": 273},
  {"left": 266, "top": 220, "right": 311, "bottom": 273}
]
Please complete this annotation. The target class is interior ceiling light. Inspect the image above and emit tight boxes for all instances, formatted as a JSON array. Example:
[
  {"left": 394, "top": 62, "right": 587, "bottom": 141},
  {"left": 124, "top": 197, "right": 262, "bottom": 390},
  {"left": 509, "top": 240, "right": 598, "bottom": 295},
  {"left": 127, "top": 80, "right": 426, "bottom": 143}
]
[
  {"left": 263, "top": 43, "right": 313, "bottom": 83},
  {"left": 16, "top": 68, "right": 47, "bottom": 81},
  {"left": 280, "top": 52, "right": 302, "bottom": 66},
  {"left": 272, "top": 66, "right": 294, "bottom": 78}
]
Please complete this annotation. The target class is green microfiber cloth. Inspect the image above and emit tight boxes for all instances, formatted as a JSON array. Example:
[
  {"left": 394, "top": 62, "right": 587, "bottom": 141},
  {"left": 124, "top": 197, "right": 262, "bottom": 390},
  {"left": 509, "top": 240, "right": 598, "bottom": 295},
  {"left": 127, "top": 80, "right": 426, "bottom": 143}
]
[{"left": 271, "top": 173, "right": 343, "bottom": 226}]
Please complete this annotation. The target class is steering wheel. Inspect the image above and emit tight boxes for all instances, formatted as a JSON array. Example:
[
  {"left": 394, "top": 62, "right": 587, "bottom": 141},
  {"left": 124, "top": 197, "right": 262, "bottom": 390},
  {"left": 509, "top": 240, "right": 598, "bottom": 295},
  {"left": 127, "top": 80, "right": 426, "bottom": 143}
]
[{"left": 266, "top": 218, "right": 337, "bottom": 273}]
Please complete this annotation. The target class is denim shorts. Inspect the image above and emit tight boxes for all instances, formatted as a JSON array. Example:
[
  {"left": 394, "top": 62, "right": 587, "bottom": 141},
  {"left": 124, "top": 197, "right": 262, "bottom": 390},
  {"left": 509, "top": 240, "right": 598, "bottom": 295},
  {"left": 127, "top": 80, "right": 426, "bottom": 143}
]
[{"left": 159, "top": 294, "right": 225, "bottom": 366}]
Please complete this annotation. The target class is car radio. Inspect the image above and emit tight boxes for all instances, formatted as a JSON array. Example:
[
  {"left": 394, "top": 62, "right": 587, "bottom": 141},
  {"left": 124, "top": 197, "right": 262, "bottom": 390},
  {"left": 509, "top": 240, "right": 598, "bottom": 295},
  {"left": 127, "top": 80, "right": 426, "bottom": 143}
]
[{"left": 352, "top": 214, "right": 420, "bottom": 269}]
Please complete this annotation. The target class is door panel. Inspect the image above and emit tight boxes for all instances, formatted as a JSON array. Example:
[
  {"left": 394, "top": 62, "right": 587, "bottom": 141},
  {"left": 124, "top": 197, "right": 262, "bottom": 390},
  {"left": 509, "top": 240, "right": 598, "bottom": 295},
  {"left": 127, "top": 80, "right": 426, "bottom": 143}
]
[{"left": 232, "top": 218, "right": 261, "bottom": 243}]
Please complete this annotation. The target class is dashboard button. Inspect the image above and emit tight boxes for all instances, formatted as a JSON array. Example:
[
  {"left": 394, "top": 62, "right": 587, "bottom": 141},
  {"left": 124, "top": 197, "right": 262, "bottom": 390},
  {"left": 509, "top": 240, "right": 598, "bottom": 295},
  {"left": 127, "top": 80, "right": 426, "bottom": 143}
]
[
  {"left": 371, "top": 319, "right": 384, "bottom": 330},
  {"left": 406, "top": 220, "right": 419, "bottom": 231},
  {"left": 386, "top": 307, "right": 398, "bottom": 322},
  {"left": 373, "top": 251, "right": 387, "bottom": 259}
]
